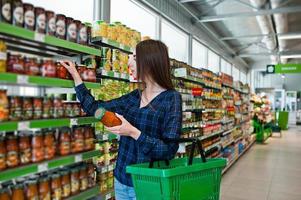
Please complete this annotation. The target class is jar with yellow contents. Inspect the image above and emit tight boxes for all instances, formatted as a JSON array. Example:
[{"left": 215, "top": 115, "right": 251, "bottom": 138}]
[
  {"left": 0, "top": 40, "right": 7, "bottom": 73},
  {"left": 107, "top": 24, "right": 117, "bottom": 41}
]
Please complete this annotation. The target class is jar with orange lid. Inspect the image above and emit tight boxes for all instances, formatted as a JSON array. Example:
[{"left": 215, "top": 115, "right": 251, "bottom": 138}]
[
  {"left": 6, "top": 133, "right": 19, "bottom": 168},
  {"left": 32, "top": 130, "right": 44, "bottom": 163},
  {"left": 19, "top": 131, "right": 32, "bottom": 165},
  {"left": 43, "top": 129, "right": 56, "bottom": 160},
  {"left": 58, "top": 127, "right": 71, "bottom": 156},
  {"left": 51, "top": 173, "right": 62, "bottom": 200},
  {"left": 60, "top": 170, "right": 71, "bottom": 198},
  {"left": 70, "top": 167, "right": 80, "bottom": 195},
  {"left": 25, "top": 179, "right": 39, "bottom": 200},
  {"left": 0, "top": 136, "right": 6, "bottom": 170},
  {"left": 38, "top": 176, "right": 51, "bottom": 200},
  {"left": 11, "top": 183, "right": 25, "bottom": 200},
  {"left": 79, "top": 165, "right": 88, "bottom": 191}
]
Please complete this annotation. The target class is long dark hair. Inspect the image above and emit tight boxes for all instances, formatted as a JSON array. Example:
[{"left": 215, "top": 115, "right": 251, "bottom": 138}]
[{"left": 136, "top": 40, "right": 174, "bottom": 90}]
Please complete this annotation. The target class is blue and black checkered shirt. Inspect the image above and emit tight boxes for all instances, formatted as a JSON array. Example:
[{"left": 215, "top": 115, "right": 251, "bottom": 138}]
[{"left": 75, "top": 83, "right": 182, "bottom": 186}]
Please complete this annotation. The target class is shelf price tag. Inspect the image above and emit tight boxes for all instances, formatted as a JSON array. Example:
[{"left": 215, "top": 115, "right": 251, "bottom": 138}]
[
  {"left": 101, "top": 167, "right": 108, "bottom": 174},
  {"left": 102, "top": 38, "right": 109, "bottom": 44},
  {"left": 38, "top": 163, "right": 48, "bottom": 172},
  {"left": 108, "top": 165, "right": 114, "bottom": 171},
  {"left": 18, "top": 121, "right": 30, "bottom": 130},
  {"left": 102, "top": 134, "right": 109, "bottom": 141},
  {"left": 75, "top": 154, "right": 83, "bottom": 162},
  {"left": 70, "top": 118, "right": 78, "bottom": 126},
  {"left": 102, "top": 69, "right": 108, "bottom": 76},
  {"left": 17, "top": 75, "right": 29, "bottom": 84},
  {"left": 34, "top": 32, "right": 45, "bottom": 42},
  {"left": 105, "top": 193, "right": 112, "bottom": 200}
]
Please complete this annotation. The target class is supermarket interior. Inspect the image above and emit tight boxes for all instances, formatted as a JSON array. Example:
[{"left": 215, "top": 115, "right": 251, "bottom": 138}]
[{"left": 1, "top": 0, "right": 301, "bottom": 200}]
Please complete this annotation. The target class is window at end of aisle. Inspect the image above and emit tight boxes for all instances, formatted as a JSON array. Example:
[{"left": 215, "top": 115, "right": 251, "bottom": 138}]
[
  {"left": 161, "top": 20, "right": 189, "bottom": 63},
  {"left": 232, "top": 67, "right": 240, "bottom": 81},
  {"left": 111, "top": 0, "right": 157, "bottom": 39},
  {"left": 192, "top": 39, "right": 207, "bottom": 69},
  {"left": 207, "top": 50, "right": 220, "bottom": 73}
]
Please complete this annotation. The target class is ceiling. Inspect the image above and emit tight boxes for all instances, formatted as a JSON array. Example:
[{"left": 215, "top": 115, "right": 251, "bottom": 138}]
[{"left": 179, "top": 0, "right": 301, "bottom": 69}]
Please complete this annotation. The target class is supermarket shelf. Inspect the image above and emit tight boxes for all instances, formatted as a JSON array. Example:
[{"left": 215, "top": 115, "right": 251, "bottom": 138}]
[
  {"left": 67, "top": 185, "right": 100, "bottom": 200},
  {"left": 222, "top": 127, "right": 236, "bottom": 136},
  {"left": 204, "top": 141, "right": 221, "bottom": 152},
  {"left": 202, "top": 96, "right": 223, "bottom": 101},
  {"left": 0, "top": 150, "right": 101, "bottom": 183},
  {"left": 0, "top": 22, "right": 101, "bottom": 56},
  {"left": 203, "top": 119, "right": 223, "bottom": 125},
  {"left": 222, "top": 83, "right": 233, "bottom": 89},
  {"left": 183, "top": 108, "right": 203, "bottom": 112},
  {"left": 97, "top": 164, "right": 115, "bottom": 174},
  {"left": 199, "top": 129, "right": 224, "bottom": 140},
  {"left": 0, "top": 73, "right": 101, "bottom": 89},
  {"left": 222, "top": 139, "right": 256, "bottom": 175},
  {"left": 222, "top": 140, "right": 233, "bottom": 148},
  {"left": 235, "top": 101, "right": 242, "bottom": 106},
  {"left": 203, "top": 83, "right": 222, "bottom": 90},
  {"left": 203, "top": 108, "right": 225, "bottom": 113},
  {"left": 223, "top": 95, "right": 233, "bottom": 100},
  {"left": 98, "top": 69, "right": 129, "bottom": 81},
  {"left": 96, "top": 132, "right": 118, "bottom": 141},
  {"left": 222, "top": 119, "right": 235, "bottom": 124},
  {"left": 0, "top": 116, "right": 98, "bottom": 132},
  {"left": 173, "top": 75, "right": 204, "bottom": 86},
  {"left": 234, "top": 136, "right": 243, "bottom": 143},
  {"left": 91, "top": 36, "right": 134, "bottom": 53},
  {"left": 102, "top": 190, "right": 115, "bottom": 200}
]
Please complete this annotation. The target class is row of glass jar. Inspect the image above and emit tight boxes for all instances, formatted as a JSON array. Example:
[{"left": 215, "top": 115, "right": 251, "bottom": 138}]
[
  {"left": 0, "top": 126, "right": 95, "bottom": 171},
  {"left": 92, "top": 21, "right": 141, "bottom": 48},
  {"left": 0, "top": 161, "right": 96, "bottom": 200}
]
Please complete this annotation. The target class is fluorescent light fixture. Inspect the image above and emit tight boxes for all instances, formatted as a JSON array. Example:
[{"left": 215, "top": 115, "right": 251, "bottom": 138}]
[
  {"left": 278, "top": 33, "right": 301, "bottom": 40},
  {"left": 280, "top": 54, "right": 301, "bottom": 59}
]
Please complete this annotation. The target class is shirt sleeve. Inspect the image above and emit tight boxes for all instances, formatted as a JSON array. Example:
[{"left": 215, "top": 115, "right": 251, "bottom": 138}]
[
  {"left": 136, "top": 92, "right": 182, "bottom": 160},
  {"left": 75, "top": 83, "right": 131, "bottom": 116}
]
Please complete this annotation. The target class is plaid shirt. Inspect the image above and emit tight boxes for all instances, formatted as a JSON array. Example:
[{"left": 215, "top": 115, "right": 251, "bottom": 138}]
[{"left": 75, "top": 83, "right": 182, "bottom": 186}]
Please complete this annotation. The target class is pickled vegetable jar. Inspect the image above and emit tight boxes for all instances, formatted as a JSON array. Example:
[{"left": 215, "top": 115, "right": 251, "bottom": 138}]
[{"left": 38, "top": 176, "right": 51, "bottom": 200}]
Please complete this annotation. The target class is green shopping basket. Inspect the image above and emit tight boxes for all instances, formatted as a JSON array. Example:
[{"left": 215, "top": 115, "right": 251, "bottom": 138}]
[{"left": 127, "top": 138, "right": 227, "bottom": 200}]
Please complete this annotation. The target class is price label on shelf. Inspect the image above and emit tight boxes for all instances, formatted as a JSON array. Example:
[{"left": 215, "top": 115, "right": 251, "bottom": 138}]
[
  {"left": 75, "top": 154, "right": 82, "bottom": 162},
  {"left": 102, "top": 38, "right": 109, "bottom": 44},
  {"left": 17, "top": 75, "right": 29, "bottom": 84},
  {"left": 38, "top": 163, "right": 48, "bottom": 172},
  {"left": 121, "top": 73, "right": 127, "bottom": 79},
  {"left": 18, "top": 121, "right": 30, "bottom": 130},
  {"left": 103, "top": 134, "right": 109, "bottom": 141},
  {"left": 108, "top": 165, "right": 114, "bottom": 171},
  {"left": 101, "top": 167, "right": 108, "bottom": 174},
  {"left": 105, "top": 193, "right": 112, "bottom": 200},
  {"left": 0, "top": 52, "right": 7, "bottom": 60},
  {"left": 70, "top": 118, "right": 78, "bottom": 126},
  {"left": 114, "top": 72, "right": 120, "bottom": 78},
  {"left": 34, "top": 32, "right": 45, "bottom": 42},
  {"left": 120, "top": 44, "right": 125, "bottom": 49},
  {"left": 102, "top": 69, "right": 108, "bottom": 76},
  {"left": 177, "top": 143, "right": 186, "bottom": 153}
]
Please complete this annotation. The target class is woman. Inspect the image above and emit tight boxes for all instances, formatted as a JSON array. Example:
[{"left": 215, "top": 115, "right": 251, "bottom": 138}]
[{"left": 60, "top": 40, "right": 182, "bottom": 200}]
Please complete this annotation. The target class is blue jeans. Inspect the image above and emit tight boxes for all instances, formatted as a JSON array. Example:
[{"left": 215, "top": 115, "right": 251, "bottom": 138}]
[{"left": 114, "top": 178, "right": 136, "bottom": 200}]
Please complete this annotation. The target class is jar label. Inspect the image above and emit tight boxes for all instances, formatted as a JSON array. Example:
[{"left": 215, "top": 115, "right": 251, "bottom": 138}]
[
  {"left": 37, "top": 14, "right": 46, "bottom": 30},
  {"left": 29, "top": 65, "right": 40, "bottom": 74},
  {"left": 71, "top": 181, "right": 79, "bottom": 193},
  {"left": 40, "top": 192, "right": 51, "bottom": 200},
  {"left": 2, "top": 3, "right": 11, "bottom": 21},
  {"left": 79, "top": 27, "right": 87, "bottom": 42},
  {"left": 12, "top": 63, "right": 23, "bottom": 71},
  {"left": 20, "top": 149, "right": 31, "bottom": 164},
  {"left": 67, "top": 23, "right": 77, "bottom": 39},
  {"left": 0, "top": 52, "right": 7, "bottom": 61},
  {"left": 62, "top": 184, "right": 71, "bottom": 197},
  {"left": 52, "top": 188, "right": 62, "bottom": 200},
  {"left": 13, "top": 6, "right": 23, "bottom": 24},
  {"left": 48, "top": 17, "right": 56, "bottom": 32},
  {"left": 80, "top": 178, "right": 88, "bottom": 191},
  {"left": 56, "top": 19, "right": 66, "bottom": 36},
  {"left": 24, "top": 10, "right": 35, "bottom": 27}
]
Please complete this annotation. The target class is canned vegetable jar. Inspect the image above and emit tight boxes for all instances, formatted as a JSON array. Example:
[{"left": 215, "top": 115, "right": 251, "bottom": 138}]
[{"left": 23, "top": 3, "right": 34, "bottom": 30}]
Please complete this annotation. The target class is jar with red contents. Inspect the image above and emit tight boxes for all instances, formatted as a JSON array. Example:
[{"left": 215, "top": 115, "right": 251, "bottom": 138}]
[
  {"left": 22, "top": 97, "right": 33, "bottom": 120},
  {"left": 51, "top": 173, "right": 62, "bottom": 200},
  {"left": 78, "top": 23, "right": 88, "bottom": 45},
  {"left": 71, "top": 127, "right": 84, "bottom": 153},
  {"left": 19, "top": 131, "right": 32, "bottom": 165},
  {"left": 7, "top": 54, "right": 24, "bottom": 74},
  {"left": 0, "top": 188, "right": 11, "bottom": 200},
  {"left": 41, "top": 60, "right": 56, "bottom": 77},
  {"left": 84, "top": 126, "right": 95, "bottom": 151},
  {"left": 31, "top": 130, "right": 44, "bottom": 163},
  {"left": 6, "top": 133, "right": 19, "bottom": 168},
  {"left": 35, "top": 7, "right": 46, "bottom": 34},
  {"left": 0, "top": 136, "right": 7, "bottom": 170},
  {"left": 9, "top": 96, "right": 22, "bottom": 121},
  {"left": 33, "top": 97, "right": 43, "bottom": 119},
  {"left": 23, "top": 3, "right": 35, "bottom": 30},
  {"left": 56, "top": 62, "right": 68, "bottom": 79},
  {"left": 46, "top": 10, "right": 56, "bottom": 36},
  {"left": 42, "top": 96, "right": 53, "bottom": 119},
  {"left": 43, "top": 129, "right": 56, "bottom": 160},
  {"left": 53, "top": 96, "right": 64, "bottom": 118},
  {"left": 24, "top": 57, "right": 40, "bottom": 76},
  {"left": 56, "top": 14, "right": 66, "bottom": 40},
  {"left": 59, "top": 128, "right": 71, "bottom": 156}
]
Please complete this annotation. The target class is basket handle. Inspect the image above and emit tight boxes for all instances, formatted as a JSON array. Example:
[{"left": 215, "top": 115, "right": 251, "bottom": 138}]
[{"left": 148, "top": 138, "right": 207, "bottom": 168}]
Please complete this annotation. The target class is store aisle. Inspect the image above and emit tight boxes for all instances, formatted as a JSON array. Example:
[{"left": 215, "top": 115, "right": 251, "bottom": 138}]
[{"left": 221, "top": 127, "right": 301, "bottom": 200}]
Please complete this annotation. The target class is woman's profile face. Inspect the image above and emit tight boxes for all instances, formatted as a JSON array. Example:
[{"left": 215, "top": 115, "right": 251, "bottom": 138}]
[{"left": 128, "top": 52, "right": 137, "bottom": 80}]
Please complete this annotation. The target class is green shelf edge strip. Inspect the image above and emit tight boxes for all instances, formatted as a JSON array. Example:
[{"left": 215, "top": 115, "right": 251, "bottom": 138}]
[
  {"left": 0, "top": 150, "right": 101, "bottom": 182},
  {"left": 0, "top": 73, "right": 101, "bottom": 89},
  {"left": 67, "top": 186, "right": 100, "bottom": 200},
  {"left": 0, "top": 117, "right": 97, "bottom": 132},
  {"left": 0, "top": 22, "right": 101, "bottom": 56}
]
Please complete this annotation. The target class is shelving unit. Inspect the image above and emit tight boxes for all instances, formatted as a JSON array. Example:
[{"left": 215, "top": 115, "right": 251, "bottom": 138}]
[{"left": 0, "top": 150, "right": 101, "bottom": 183}]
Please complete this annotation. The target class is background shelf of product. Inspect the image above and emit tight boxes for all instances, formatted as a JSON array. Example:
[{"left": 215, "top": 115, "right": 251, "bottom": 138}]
[
  {"left": 173, "top": 60, "right": 254, "bottom": 172},
  {"left": 0, "top": 2, "right": 144, "bottom": 198}
]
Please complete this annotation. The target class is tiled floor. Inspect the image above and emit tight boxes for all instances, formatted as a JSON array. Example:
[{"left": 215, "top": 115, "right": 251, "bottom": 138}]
[{"left": 221, "top": 126, "right": 301, "bottom": 200}]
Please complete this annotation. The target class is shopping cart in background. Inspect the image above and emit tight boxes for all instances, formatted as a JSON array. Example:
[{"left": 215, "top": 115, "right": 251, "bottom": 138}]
[{"left": 127, "top": 138, "right": 226, "bottom": 200}]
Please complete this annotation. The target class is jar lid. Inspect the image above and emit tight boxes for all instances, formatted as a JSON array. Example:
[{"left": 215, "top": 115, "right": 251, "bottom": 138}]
[
  {"left": 51, "top": 173, "right": 61, "bottom": 179},
  {"left": 6, "top": 133, "right": 17, "bottom": 139},
  {"left": 60, "top": 170, "right": 70, "bottom": 176},
  {"left": 25, "top": 179, "right": 38, "bottom": 185},
  {"left": 39, "top": 175, "right": 50, "bottom": 182},
  {"left": 60, "top": 127, "right": 71, "bottom": 133},
  {"left": 43, "top": 128, "right": 55, "bottom": 135},
  {"left": 19, "top": 131, "right": 32, "bottom": 137},
  {"left": 71, "top": 167, "right": 80, "bottom": 173},
  {"left": 94, "top": 107, "right": 106, "bottom": 120},
  {"left": 11, "top": 183, "right": 24, "bottom": 189}
]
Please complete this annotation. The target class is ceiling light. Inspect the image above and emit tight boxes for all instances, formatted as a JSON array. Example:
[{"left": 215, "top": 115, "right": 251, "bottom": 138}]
[
  {"left": 280, "top": 54, "right": 301, "bottom": 59},
  {"left": 278, "top": 34, "right": 301, "bottom": 40}
]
